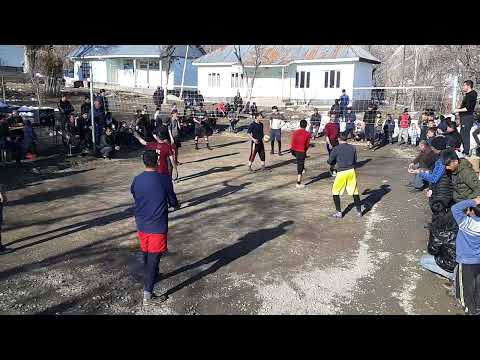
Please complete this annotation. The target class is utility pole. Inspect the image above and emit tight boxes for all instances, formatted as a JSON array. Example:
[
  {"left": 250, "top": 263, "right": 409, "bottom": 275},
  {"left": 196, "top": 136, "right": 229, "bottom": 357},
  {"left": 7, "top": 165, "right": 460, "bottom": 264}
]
[
  {"left": 179, "top": 45, "right": 190, "bottom": 99},
  {"left": 89, "top": 63, "right": 96, "bottom": 151},
  {"left": 411, "top": 45, "right": 418, "bottom": 111}
]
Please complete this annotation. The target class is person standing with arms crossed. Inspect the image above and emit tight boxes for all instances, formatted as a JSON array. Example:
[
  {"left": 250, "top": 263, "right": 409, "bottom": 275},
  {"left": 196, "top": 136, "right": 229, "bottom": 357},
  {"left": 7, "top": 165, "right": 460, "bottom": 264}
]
[
  {"left": 131, "top": 150, "right": 180, "bottom": 305},
  {"left": 247, "top": 112, "right": 267, "bottom": 172},
  {"left": 454, "top": 80, "right": 478, "bottom": 155},
  {"left": 269, "top": 106, "right": 286, "bottom": 156}
]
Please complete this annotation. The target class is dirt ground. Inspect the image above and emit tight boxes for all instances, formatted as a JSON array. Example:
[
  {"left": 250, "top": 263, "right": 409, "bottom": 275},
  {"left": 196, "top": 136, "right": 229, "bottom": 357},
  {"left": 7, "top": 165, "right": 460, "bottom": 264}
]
[{"left": 0, "top": 127, "right": 465, "bottom": 315}]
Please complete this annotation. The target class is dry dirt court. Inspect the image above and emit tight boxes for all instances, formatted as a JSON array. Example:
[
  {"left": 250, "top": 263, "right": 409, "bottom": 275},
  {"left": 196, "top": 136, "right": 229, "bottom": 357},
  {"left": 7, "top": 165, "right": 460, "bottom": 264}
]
[{"left": 0, "top": 131, "right": 464, "bottom": 314}]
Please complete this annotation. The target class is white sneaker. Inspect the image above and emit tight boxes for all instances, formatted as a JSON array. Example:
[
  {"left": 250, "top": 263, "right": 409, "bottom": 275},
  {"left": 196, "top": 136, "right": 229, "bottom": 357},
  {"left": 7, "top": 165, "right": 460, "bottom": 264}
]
[{"left": 296, "top": 183, "right": 305, "bottom": 189}]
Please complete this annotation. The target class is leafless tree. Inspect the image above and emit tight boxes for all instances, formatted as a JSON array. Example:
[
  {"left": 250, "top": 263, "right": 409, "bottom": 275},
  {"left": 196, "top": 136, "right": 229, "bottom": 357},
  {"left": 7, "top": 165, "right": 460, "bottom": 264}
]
[
  {"left": 233, "top": 45, "right": 267, "bottom": 102},
  {"left": 159, "top": 45, "right": 176, "bottom": 104}
]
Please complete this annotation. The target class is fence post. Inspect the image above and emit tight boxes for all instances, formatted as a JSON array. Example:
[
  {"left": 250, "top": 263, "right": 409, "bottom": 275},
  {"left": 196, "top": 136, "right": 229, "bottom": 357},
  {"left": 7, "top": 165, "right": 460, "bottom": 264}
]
[{"left": 451, "top": 75, "right": 458, "bottom": 114}]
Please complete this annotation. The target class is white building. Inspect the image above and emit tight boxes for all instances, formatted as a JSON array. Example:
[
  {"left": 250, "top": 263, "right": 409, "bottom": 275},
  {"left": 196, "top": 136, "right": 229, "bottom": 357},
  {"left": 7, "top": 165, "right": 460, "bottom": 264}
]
[
  {"left": 70, "top": 45, "right": 205, "bottom": 91},
  {"left": 193, "top": 45, "right": 381, "bottom": 107}
]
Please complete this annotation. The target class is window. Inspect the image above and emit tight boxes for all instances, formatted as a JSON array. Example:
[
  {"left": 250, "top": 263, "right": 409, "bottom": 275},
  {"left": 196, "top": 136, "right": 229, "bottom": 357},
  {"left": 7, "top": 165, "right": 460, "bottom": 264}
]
[
  {"left": 138, "top": 60, "right": 149, "bottom": 70},
  {"left": 80, "top": 62, "right": 90, "bottom": 78},
  {"left": 324, "top": 70, "right": 341, "bottom": 88},
  {"left": 231, "top": 73, "right": 244, "bottom": 88},
  {"left": 208, "top": 73, "right": 221, "bottom": 87},
  {"left": 295, "top": 71, "right": 310, "bottom": 88},
  {"left": 123, "top": 60, "right": 134, "bottom": 70},
  {"left": 149, "top": 60, "right": 160, "bottom": 70}
]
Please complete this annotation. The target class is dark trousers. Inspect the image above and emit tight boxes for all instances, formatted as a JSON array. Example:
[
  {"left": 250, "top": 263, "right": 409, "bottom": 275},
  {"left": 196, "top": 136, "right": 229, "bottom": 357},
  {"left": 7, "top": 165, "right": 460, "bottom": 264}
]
[
  {"left": 293, "top": 151, "right": 306, "bottom": 174},
  {"left": 344, "top": 127, "right": 354, "bottom": 139},
  {"left": 456, "top": 263, "right": 480, "bottom": 315},
  {"left": 333, "top": 194, "right": 362, "bottom": 213},
  {"left": 460, "top": 114, "right": 475, "bottom": 155},
  {"left": 142, "top": 252, "right": 161, "bottom": 293},
  {"left": 249, "top": 141, "right": 265, "bottom": 162},
  {"left": 365, "top": 124, "right": 375, "bottom": 144}
]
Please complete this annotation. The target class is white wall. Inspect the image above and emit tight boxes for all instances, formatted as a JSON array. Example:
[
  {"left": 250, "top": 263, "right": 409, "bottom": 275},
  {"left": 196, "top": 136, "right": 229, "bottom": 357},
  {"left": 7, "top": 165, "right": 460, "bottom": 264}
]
[
  {"left": 289, "top": 62, "right": 355, "bottom": 101},
  {"left": 353, "top": 62, "right": 375, "bottom": 100},
  {"left": 197, "top": 65, "right": 240, "bottom": 99},
  {"left": 91, "top": 60, "right": 107, "bottom": 83}
]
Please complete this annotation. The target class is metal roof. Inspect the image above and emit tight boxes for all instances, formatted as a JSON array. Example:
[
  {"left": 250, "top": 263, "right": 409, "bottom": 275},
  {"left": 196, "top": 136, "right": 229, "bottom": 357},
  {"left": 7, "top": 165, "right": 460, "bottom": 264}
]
[
  {"left": 70, "top": 45, "right": 205, "bottom": 59},
  {"left": 193, "top": 45, "right": 381, "bottom": 65},
  {"left": 0, "top": 45, "right": 25, "bottom": 68}
]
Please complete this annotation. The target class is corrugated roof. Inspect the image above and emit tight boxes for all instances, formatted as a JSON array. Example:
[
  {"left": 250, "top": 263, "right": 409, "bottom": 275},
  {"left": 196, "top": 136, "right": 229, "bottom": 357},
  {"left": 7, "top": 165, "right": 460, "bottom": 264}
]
[
  {"left": 193, "top": 45, "right": 381, "bottom": 65},
  {"left": 70, "top": 45, "right": 205, "bottom": 59}
]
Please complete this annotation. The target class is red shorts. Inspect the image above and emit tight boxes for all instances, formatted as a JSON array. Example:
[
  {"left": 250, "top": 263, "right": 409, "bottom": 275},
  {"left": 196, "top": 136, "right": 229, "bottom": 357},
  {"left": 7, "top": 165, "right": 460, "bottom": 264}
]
[{"left": 137, "top": 232, "right": 168, "bottom": 253}]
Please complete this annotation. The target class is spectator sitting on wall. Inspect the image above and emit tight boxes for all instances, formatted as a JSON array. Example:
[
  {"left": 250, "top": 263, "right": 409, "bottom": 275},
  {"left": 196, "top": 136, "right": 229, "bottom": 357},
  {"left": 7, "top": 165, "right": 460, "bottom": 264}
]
[{"left": 233, "top": 91, "right": 243, "bottom": 112}]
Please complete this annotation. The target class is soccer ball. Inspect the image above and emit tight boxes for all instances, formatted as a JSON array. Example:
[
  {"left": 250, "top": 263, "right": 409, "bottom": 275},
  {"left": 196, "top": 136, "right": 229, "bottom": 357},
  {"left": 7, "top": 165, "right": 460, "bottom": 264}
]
[{"left": 263, "top": 134, "right": 271, "bottom": 142}]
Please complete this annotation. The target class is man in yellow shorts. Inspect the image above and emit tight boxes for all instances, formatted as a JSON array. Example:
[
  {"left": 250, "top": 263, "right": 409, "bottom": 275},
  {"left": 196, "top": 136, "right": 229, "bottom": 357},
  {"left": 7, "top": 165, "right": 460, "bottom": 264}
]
[{"left": 328, "top": 134, "right": 363, "bottom": 218}]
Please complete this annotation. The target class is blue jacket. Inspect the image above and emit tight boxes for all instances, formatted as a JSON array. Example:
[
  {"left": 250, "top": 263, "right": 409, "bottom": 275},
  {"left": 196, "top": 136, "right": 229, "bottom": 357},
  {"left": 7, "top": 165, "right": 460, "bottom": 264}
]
[
  {"left": 131, "top": 171, "right": 179, "bottom": 234},
  {"left": 452, "top": 199, "right": 480, "bottom": 264},
  {"left": 420, "top": 158, "right": 445, "bottom": 184}
]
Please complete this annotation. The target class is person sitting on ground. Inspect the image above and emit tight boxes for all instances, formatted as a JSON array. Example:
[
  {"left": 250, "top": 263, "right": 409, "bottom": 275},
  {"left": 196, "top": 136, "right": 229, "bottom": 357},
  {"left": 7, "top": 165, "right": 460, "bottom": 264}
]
[
  {"left": 444, "top": 118, "right": 463, "bottom": 151},
  {"left": 310, "top": 108, "right": 322, "bottom": 139},
  {"left": 441, "top": 149, "right": 480, "bottom": 203},
  {"left": 130, "top": 149, "right": 180, "bottom": 305},
  {"left": 99, "top": 126, "right": 120, "bottom": 159},
  {"left": 409, "top": 136, "right": 447, "bottom": 186},
  {"left": 407, "top": 140, "right": 438, "bottom": 191},
  {"left": 328, "top": 134, "right": 363, "bottom": 218},
  {"left": 451, "top": 197, "right": 480, "bottom": 315},
  {"left": 426, "top": 127, "right": 437, "bottom": 146},
  {"left": 290, "top": 119, "right": 311, "bottom": 189}
]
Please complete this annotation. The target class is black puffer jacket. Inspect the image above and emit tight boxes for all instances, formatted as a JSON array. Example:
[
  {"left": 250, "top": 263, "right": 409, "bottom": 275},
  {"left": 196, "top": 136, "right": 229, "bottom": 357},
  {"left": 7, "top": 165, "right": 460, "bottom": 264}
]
[
  {"left": 428, "top": 207, "right": 458, "bottom": 272},
  {"left": 429, "top": 173, "right": 454, "bottom": 210}
]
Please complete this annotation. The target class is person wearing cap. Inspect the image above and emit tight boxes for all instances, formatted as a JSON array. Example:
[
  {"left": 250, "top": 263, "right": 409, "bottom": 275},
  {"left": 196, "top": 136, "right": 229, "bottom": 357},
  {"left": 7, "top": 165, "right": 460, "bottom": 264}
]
[{"left": 269, "top": 106, "right": 286, "bottom": 156}]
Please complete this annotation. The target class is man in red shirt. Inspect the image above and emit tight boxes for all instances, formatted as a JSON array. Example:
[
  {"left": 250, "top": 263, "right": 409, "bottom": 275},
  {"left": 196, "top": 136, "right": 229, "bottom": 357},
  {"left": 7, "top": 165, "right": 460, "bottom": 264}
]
[
  {"left": 291, "top": 119, "right": 311, "bottom": 188},
  {"left": 323, "top": 116, "right": 340, "bottom": 176},
  {"left": 134, "top": 131, "right": 178, "bottom": 179}
]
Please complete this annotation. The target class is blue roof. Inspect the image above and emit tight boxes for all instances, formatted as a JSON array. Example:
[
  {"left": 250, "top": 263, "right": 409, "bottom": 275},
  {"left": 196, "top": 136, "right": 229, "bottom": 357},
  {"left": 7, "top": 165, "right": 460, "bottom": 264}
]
[
  {"left": 70, "top": 45, "right": 205, "bottom": 59},
  {"left": 193, "top": 45, "right": 381, "bottom": 65},
  {"left": 0, "top": 45, "right": 24, "bottom": 68}
]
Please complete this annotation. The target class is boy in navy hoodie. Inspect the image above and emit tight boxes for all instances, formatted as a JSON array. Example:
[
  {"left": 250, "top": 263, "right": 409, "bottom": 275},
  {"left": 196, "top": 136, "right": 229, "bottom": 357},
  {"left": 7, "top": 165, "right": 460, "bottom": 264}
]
[
  {"left": 131, "top": 150, "right": 180, "bottom": 305},
  {"left": 452, "top": 197, "right": 480, "bottom": 315}
]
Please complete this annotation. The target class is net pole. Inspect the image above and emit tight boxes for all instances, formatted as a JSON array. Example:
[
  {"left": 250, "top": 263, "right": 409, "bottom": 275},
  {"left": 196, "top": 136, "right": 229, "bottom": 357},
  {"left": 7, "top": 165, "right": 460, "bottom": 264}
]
[{"left": 90, "top": 63, "right": 96, "bottom": 150}]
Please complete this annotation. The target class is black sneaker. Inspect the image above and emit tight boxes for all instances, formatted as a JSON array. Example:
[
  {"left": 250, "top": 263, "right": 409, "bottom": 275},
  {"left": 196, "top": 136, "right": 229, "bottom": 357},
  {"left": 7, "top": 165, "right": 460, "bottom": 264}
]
[{"left": 270, "top": 150, "right": 274, "bottom": 155}]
